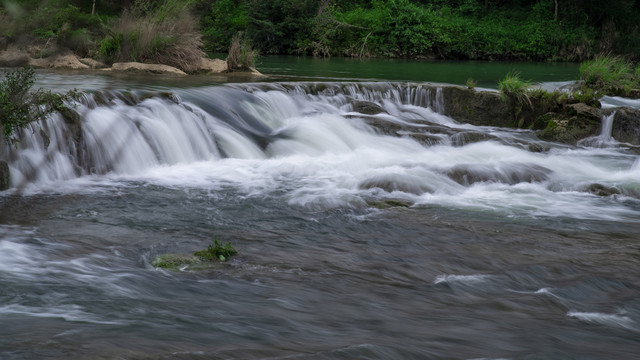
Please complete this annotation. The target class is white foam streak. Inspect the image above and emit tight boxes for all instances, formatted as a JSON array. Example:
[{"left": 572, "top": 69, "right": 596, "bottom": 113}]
[
  {"left": 567, "top": 311, "right": 638, "bottom": 331},
  {"left": 434, "top": 274, "right": 492, "bottom": 285},
  {"left": 0, "top": 303, "right": 127, "bottom": 325}
]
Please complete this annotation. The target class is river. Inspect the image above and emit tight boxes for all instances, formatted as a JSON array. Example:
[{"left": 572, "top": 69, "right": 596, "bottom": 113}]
[{"left": 1, "top": 58, "right": 639, "bottom": 359}]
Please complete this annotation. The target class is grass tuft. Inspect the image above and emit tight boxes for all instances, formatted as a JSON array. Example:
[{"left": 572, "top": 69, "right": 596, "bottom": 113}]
[
  {"left": 226, "top": 32, "right": 258, "bottom": 72},
  {"left": 579, "top": 55, "right": 639, "bottom": 96},
  {"left": 498, "top": 71, "right": 532, "bottom": 108}
]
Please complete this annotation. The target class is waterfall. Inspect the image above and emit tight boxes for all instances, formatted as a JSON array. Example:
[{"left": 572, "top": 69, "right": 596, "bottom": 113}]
[{"left": 577, "top": 112, "right": 617, "bottom": 148}]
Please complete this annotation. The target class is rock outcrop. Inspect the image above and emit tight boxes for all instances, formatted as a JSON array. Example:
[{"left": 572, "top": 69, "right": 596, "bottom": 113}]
[
  {"left": 107, "top": 62, "right": 187, "bottom": 75},
  {"left": 611, "top": 108, "right": 640, "bottom": 145},
  {"left": 0, "top": 161, "right": 9, "bottom": 191}
]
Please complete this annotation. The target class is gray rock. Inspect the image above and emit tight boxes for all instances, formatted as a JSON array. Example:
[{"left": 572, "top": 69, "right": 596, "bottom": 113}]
[{"left": 0, "top": 161, "right": 10, "bottom": 191}]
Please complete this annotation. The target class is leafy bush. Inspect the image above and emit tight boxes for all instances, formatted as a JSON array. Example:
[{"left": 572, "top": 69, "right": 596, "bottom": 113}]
[
  {"left": 97, "top": 1, "right": 204, "bottom": 72},
  {"left": 0, "top": 67, "right": 76, "bottom": 143}
]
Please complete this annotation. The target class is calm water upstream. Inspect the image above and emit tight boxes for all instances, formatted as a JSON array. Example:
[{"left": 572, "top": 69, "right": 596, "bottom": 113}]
[{"left": 1, "top": 59, "right": 639, "bottom": 359}]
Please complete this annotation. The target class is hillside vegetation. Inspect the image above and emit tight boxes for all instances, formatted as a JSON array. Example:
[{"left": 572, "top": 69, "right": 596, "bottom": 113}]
[{"left": 1, "top": 0, "right": 639, "bottom": 64}]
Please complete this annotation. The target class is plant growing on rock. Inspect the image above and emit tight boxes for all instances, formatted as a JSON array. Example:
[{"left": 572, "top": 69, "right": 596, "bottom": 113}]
[
  {"left": 466, "top": 77, "right": 476, "bottom": 89},
  {"left": 498, "top": 71, "right": 532, "bottom": 107},
  {"left": 194, "top": 239, "right": 238, "bottom": 262},
  {"left": 0, "top": 67, "right": 77, "bottom": 143},
  {"left": 152, "top": 239, "right": 238, "bottom": 270},
  {"left": 579, "top": 55, "right": 639, "bottom": 97}
]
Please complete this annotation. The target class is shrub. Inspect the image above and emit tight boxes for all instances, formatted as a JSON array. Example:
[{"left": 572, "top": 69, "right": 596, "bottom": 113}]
[
  {"left": 226, "top": 32, "right": 257, "bottom": 71},
  {"left": 0, "top": 67, "right": 76, "bottom": 143},
  {"left": 97, "top": 1, "right": 205, "bottom": 73}
]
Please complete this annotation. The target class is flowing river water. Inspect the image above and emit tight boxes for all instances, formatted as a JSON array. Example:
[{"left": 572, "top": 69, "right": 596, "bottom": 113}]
[{"left": 1, "top": 60, "right": 639, "bottom": 359}]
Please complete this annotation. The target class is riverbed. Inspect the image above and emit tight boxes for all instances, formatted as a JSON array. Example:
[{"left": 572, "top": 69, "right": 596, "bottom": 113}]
[{"left": 1, "top": 59, "right": 639, "bottom": 359}]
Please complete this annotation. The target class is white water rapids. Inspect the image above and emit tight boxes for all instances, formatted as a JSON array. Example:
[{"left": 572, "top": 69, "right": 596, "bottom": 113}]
[
  {"left": 2, "top": 80, "right": 640, "bottom": 360},
  {"left": 2, "top": 82, "right": 640, "bottom": 221}
]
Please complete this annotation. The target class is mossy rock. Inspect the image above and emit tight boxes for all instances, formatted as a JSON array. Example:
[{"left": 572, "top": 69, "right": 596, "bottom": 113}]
[
  {"left": 536, "top": 112, "right": 600, "bottom": 145},
  {"left": 153, "top": 240, "right": 238, "bottom": 271},
  {"left": 152, "top": 254, "right": 203, "bottom": 270}
]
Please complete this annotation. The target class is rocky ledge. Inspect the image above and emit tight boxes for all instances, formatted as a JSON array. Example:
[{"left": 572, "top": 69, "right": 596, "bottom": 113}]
[{"left": 0, "top": 46, "right": 263, "bottom": 76}]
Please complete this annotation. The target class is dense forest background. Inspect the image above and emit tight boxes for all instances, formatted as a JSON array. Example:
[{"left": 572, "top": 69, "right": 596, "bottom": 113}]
[{"left": 1, "top": 0, "right": 639, "bottom": 63}]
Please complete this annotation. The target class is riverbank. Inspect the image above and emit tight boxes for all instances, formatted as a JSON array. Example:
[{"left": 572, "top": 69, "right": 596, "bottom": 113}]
[{"left": 0, "top": 46, "right": 263, "bottom": 76}]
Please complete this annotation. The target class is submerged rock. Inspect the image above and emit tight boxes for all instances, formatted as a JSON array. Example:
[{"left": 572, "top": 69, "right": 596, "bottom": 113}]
[
  {"left": 366, "top": 199, "right": 413, "bottom": 209},
  {"left": 586, "top": 183, "right": 621, "bottom": 197},
  {"left": 352, "top": 101, "right": 387, "bottom": 115},
  {"left": 152, "top": 254, "right": 203, "bottom": 270},
  {"left": 446, "top": 163, "right": 552, "bottom": 186},
  {"left": 359, "top": 174, "right": 433, "bottom": 194}
]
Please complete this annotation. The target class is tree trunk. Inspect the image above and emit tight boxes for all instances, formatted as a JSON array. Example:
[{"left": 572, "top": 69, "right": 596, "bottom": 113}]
[
  {"left": 91, "top": 0, "right": 96, "bottom": 16},
  {"left": 554, "top": 0, "right": 558, "bottom": 20}
]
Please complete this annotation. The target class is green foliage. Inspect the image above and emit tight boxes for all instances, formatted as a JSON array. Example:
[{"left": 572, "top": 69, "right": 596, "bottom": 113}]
[
  {"left": 97, "top": 1, "right": 204, "bottom": 72},
  {"left": 499, "top": 71, "right": 532, "bottom": 107},
  {"left": 193, "top": 239, "right": 237, "bottom": 262},
  {"left": 466, "top": 77, "right": 476, "bottom": 89},
  {"left": 0, "top": 67, "right": 76, "bottom": 143},
  {"left": 579, "top": 55, "right": 639, "bottom": 96},
  {"left": 98, "top": 32, "right": 122, "bottom": 63},
  {"left": 200, "top": 0, "right": 248, "bottom": 53}
]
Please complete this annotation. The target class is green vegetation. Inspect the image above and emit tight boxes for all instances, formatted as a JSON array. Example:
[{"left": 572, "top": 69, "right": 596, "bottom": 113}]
[
  {"left": 153, "top": 240, "right": 238, "bottom": 270},
  {"left": 466, "top": 77, "right": 476, "bottom": 90},
  {"left": 0, "top": 67, "right": 77, "bottom": 143},
  {"left": 579, "top": 55, "right": 640, "bottom": 97},
  {"left": 194, "top": 239, "right": 238, "bottom": 262},
  {"left": 499, "top": 71, "right": 532, "bottom": 107},
  {"left": 226, "top": 32, "right": 257, "bottom": 71},
  {"left": 2, "top": 1, "right": 640, "bottom": 63}
]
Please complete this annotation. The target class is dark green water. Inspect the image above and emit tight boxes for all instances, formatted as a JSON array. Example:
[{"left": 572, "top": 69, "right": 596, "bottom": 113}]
[{"left": 256, "top": 56, "right": 579, "bottom": 87}]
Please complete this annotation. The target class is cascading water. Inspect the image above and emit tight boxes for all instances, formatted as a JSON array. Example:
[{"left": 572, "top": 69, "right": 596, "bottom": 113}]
[
  {"left": 2, "top": 82, "right": 640, "bottom": 219},
  {"left": 2, "top": 77, "right": 640, "bottom": 360},
  {"left": 578, "top": 111, "right": 617, "bottom": 148}
]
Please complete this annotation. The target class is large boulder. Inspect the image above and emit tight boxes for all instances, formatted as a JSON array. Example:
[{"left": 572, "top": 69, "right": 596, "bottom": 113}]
[
  {"left": 611, "top": 108, "right": 640, "bottom": 145},
  {"left": 197, "top": 58, "right": 227, "bottom": 73},
  {"left": 441, "top": 86, "right": 512, "bottom": 127},
  {"left": 29, "top": 54, "right": 90, "bottom": 70},
  {"left": 536, "top": 110, "right": 601, "bottom": 145},
  {"left": 79, "top": 58, "right": 107, "bottom": 69}
]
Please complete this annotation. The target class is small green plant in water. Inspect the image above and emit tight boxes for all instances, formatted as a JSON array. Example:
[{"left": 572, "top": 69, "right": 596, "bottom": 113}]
[
  {"left": 466, "top": 77, "right": 476, "bottom": 89},
  {"left": 194, "top": 239, "right": 238, "bottom": 262}
]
